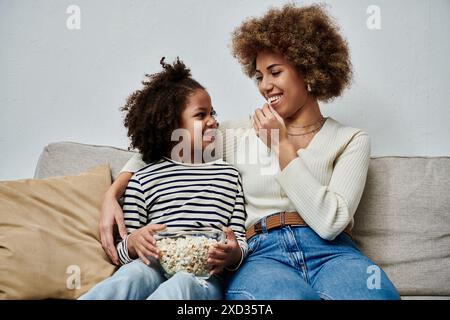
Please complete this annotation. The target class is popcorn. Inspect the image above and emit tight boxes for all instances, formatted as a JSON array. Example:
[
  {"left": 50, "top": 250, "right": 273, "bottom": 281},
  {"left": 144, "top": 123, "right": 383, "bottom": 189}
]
[{"left": 155, "top": 230, "right": 224, "bottom": 279}]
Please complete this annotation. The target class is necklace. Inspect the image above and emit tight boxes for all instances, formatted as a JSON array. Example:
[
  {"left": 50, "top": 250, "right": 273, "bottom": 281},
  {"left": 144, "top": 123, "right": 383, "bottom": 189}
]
[
  {"left": 287, "top": 116, "right": 324, "bottom": 129},
  {"left": 286, "top": 117, "right": 326, "bottom": 136}
]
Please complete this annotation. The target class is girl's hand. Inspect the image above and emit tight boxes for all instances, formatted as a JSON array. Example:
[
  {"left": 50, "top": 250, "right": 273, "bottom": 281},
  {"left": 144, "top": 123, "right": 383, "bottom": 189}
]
[
  {"left": 253, "top": 103, "right": 288, "bottom": 150},
  {"left": 127, "top": 224, "right": 167, "bottom": 265},
  {"left": 207, "top": 227, "right": 242, "bottom": 275}
]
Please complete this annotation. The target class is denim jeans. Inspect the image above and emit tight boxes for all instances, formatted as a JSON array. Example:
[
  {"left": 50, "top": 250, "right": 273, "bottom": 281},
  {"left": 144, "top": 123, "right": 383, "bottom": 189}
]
[
  {"left": 78, "top": 260, "right": 223, "bottom": 300},
  {"left": 225, "top": 223, "right": 400, "bottom": 300}
]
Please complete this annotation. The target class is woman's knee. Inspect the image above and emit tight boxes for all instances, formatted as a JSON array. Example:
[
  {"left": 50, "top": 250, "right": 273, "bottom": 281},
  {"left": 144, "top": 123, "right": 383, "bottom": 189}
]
[
  {"left": 226, "top": 285, "right": 320, "bottom": 300},
  {"left": 314, "top": 257, "right": 400, "bottom": 300},
  {"left": 225, "top": 267, "right": 320, "bottom": 300}
]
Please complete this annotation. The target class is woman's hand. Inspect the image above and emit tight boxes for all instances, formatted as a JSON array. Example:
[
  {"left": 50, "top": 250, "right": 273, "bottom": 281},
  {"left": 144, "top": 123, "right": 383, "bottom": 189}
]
[
  {"left": 253, "top": 103, "right": 288, "bottom": 151},
  {"left": 100, "top": 193, "right": 128, "bottom": 266},
  {"left": 207, "top": 227, "right": 242, "bottom": 275},
  {"left": 127, "top": 224, "right": 167, "bottom": 265},
  {"left": 99, "top": 172, "right": 133, "bottom": 265}
]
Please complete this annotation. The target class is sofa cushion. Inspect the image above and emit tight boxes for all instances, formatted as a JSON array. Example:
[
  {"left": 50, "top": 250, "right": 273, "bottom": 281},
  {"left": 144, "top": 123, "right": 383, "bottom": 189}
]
[
  {"left": 0, "top": 165, "right": 117, "bottom": 299},
  {"left": 353, "top": 156, "right": 450, "bottom": 296},
  {"left": 34, "top": 141, "right": 136, "bottom": 180}
]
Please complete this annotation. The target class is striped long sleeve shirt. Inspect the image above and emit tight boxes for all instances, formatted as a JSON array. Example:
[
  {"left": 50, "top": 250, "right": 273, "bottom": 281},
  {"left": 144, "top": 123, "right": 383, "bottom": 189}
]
[{"left": 116, "top": 157, "right": 248, "bottom": 266}]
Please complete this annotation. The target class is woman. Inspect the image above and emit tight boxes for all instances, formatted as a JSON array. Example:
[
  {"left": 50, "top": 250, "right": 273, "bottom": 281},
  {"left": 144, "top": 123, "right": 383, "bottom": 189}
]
[{"left": 100, "top": 4, "right": 400, "bottom": 299}]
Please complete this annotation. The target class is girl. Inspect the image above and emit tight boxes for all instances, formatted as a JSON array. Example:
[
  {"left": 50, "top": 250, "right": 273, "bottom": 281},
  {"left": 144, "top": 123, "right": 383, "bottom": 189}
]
[{"left": 80, "top": 58, "right": 247, "bottom": 300}]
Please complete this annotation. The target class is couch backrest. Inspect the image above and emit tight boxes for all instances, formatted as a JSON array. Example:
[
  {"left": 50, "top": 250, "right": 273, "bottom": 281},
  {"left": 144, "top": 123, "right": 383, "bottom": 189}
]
[
  {"left": 34, "top": 141, "right": 136, "bottom": 181},
  {"left": 34, "top": 142, "right": 450, "bottom": 296},
  {"left": 352, "top": 156, "right": 450, "bottom": 296}
]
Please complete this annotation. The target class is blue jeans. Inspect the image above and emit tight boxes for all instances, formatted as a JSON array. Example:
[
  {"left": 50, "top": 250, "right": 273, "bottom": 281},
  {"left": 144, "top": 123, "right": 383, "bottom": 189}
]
[
  {"left": 78, "top": 260, "right": 223, "bottom": 300},
  {"left": 225, "top": 224, "right": 400, "bottom": 300}
]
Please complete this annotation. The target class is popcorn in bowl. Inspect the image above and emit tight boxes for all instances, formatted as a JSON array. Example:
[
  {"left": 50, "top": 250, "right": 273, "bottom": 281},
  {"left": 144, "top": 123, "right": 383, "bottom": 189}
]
[{"left": 154, "top": 229, "right": 225, "bottom": 279}]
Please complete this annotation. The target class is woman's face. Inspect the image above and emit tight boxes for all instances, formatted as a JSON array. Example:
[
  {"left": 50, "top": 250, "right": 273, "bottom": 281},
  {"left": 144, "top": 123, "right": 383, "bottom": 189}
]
[
  {"left": 179, "top": 89, "right": 217, "bottom": 153},
  {"left": 255, "top": 50, "right": 308, "bottom": 119}
]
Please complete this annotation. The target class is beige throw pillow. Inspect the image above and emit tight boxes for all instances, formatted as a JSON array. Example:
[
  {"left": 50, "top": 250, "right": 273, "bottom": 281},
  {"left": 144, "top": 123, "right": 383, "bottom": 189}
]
[{"left": 0, "top": 165, "right": 117, "bottom": 299}]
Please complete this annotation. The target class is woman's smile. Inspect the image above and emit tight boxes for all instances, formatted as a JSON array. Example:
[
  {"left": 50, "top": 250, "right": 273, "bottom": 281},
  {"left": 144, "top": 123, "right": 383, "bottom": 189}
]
[{"left": 267, "top": 94, "right": 283, "bottom": 107}]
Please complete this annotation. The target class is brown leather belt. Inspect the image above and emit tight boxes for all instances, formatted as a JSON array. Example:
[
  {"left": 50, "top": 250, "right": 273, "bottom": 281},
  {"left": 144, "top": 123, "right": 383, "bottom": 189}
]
[{"left": 246, "top": 211, "right": 352, "bottom": 240}]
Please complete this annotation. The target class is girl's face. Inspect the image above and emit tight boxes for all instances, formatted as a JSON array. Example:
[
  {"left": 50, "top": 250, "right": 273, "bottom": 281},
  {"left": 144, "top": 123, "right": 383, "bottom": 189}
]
[
  {"left": 255, "top": 50, "right": 308, "bottom": 119},
  {"left": 178, "top": 89, "right": 217, "bottom": 155}
]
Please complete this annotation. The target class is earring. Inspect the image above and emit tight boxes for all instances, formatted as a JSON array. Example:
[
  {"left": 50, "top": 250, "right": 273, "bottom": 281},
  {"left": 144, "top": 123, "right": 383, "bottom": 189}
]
[{"left": 307, "top": 84, "right": 311, "bottom": 92}]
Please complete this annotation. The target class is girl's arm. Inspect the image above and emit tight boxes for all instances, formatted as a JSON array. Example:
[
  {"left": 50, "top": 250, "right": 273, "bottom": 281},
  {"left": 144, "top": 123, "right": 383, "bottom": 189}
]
[
  {"left": 207, "top": 175, "right": 248, "bottom": 274},
  {"left": 207, "top": 227, "right": 243, "bottom": 275},
  {"left": 115, "top": 175, "right": 166, "bottom": 266}
]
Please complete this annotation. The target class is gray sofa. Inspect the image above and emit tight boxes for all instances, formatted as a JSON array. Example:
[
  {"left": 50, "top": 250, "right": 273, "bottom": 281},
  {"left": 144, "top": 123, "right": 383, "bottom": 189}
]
[{"left": 34, "top": 141, "right": 450, "bottom": 299}]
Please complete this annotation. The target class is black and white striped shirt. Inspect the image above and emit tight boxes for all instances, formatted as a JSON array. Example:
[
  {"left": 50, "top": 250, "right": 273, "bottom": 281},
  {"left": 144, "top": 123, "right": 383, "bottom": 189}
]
[{"left": 116, "top": 157, "right": 248, "bottom": 266}]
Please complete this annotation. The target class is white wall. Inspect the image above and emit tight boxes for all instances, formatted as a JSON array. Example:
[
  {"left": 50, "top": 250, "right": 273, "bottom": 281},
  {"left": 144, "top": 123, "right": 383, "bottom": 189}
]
[{"left": 1, "top": 0, "right": 449, "bottom": 180}]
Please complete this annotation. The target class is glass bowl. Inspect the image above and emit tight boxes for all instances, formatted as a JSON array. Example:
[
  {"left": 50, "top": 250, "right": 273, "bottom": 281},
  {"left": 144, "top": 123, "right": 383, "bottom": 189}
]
[{"left": 154, "top": 229, "right": 225, "bottom": 279}]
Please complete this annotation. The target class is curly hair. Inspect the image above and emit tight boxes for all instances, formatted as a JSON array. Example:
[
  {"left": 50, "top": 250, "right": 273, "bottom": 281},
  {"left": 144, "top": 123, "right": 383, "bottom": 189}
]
[
  {"left": 231, "top": 3, "right": 352, "bottom": 102},
  {"left": 121, "top": 57, "right": 205, "bottom": 163}
]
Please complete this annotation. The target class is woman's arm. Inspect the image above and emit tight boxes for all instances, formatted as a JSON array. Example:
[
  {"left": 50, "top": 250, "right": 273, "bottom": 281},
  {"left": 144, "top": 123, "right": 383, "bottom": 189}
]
[
  {"left": 99, "top": 171, "right": 133, "bottom": 265},
  {"left": 100, "top": 154, "right": 147, "bottom": 264},
  {"left": 253, "top": 105, "right": 370, "bottom": 240},
  {"left": 276, "top": 132, "right": 371, "bottom": 240}
]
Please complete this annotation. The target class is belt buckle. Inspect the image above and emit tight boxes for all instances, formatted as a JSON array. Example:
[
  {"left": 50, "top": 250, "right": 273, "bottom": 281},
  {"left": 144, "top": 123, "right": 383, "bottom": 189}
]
[{"left": 253, "top": 221, "right": 262, "bottom": 234}]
